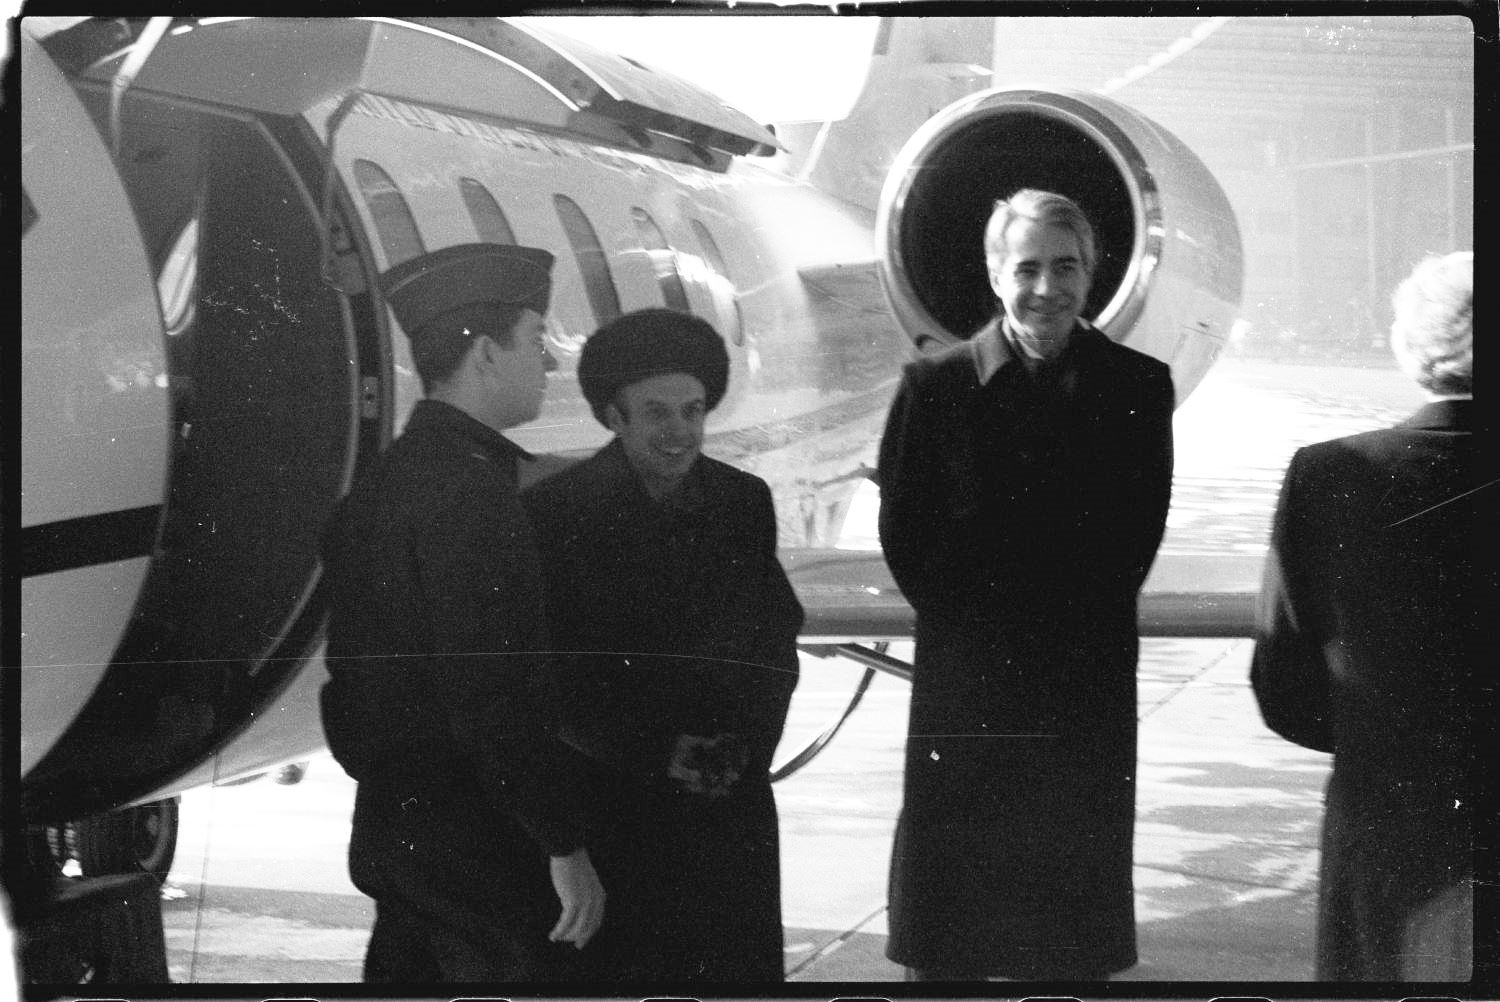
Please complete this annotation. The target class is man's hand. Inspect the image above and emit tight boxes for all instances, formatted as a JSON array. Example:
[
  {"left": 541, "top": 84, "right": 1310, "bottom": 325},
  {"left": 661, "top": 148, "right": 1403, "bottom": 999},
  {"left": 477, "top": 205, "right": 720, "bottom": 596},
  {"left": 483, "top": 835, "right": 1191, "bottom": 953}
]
[
  {"left": 548, "top": 847, "right": 604, "bottom": 948},
  {"left": 667, "top": 734, "right": 714, "bottom": 794},
  {"left": 667, "top": 733, "right": 747, "bottom": 797}
]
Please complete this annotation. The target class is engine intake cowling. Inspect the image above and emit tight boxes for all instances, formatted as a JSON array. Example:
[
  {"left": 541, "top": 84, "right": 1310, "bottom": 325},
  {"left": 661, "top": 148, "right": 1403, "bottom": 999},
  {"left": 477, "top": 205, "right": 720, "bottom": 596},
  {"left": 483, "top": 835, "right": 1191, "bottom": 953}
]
[{"left": 875, "top": 87, "right": 1243, "bottom": 402}]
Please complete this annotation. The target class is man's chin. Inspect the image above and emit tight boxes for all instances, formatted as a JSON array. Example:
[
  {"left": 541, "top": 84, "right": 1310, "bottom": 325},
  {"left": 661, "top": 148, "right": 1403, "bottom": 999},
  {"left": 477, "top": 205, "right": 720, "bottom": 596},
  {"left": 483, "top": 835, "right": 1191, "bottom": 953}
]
[{"left": 1027, "top": 321, "right": 1076, "bottom": 345}]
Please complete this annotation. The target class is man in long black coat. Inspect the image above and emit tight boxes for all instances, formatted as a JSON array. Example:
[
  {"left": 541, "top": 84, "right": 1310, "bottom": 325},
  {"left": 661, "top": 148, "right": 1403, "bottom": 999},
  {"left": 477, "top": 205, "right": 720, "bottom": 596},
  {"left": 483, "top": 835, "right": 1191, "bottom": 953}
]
[
  {"left": 1252, "top": 251, "right": 1480, "bottom": 980},
  {"left": 320, "top": 245, "right": 604, "bottom": 982},
  {"left": 878, "top": 190, "right": 1174, "bottom": 980},
  {"left": 523, "top": 309, "right": 803, "bottom": 984}
]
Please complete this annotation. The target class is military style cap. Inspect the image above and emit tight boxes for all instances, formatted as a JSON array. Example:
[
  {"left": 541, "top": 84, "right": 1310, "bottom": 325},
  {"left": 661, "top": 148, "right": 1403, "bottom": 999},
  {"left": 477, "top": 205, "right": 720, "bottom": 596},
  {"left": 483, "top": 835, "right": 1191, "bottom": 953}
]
[
  {"left": 379, "top": 243, "right": 554, "bottom": 336},
  {"left": 578, "top": 308, "right": 730, "bottom": 425}
]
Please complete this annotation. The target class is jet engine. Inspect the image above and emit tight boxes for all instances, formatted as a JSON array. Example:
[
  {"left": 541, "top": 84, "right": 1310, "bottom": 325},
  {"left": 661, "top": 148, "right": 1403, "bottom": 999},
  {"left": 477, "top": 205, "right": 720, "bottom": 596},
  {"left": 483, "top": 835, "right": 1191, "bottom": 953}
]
[{"left": 875, "top": 87, "right": 1243, "bottom": 402}]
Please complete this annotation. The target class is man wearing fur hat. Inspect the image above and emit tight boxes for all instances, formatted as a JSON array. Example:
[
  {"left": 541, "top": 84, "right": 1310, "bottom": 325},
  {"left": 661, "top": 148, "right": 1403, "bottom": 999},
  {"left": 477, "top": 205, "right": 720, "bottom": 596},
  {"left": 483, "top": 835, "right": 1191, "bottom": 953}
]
[
  {"left": 320, "top": 244, "right": 604, "bottom": 982},
  {"left": 523, "top": 308, "right": 803, "bottom": 983}
]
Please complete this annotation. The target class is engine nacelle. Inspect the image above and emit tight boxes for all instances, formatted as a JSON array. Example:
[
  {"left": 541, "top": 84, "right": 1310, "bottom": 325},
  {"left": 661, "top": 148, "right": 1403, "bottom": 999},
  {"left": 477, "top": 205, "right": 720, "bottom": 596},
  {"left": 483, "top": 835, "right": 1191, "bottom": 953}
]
[{"left": 875, "top": 87, "right": 1243, "bottom": 402}]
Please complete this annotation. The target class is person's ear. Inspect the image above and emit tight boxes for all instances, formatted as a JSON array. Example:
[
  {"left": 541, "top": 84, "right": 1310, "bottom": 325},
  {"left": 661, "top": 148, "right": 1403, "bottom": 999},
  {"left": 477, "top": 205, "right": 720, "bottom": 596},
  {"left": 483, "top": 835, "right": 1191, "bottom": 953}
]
[
  {"left": 474, "top": 334, "right": 505, "bottom": 372},
  {"left": 604, "top": 401, "right": 627, "bottom": 435},
  {"left": 987, "top": 263, "right": 1005, "bottom": 299}
]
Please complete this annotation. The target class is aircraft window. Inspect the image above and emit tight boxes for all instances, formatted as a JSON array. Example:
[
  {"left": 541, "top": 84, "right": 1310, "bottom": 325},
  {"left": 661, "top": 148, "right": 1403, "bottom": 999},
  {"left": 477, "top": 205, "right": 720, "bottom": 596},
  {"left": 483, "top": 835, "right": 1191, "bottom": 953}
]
[
  {"left": 629, "top": 207, "right": 692, "bottom": 314},
  {"left": 458, "top": 178, "right": 517, "bottom": 245},
  {"left": 22, "top": 187, "right": 38, "bottom": 236},
  {"left": 157, "top": 217, "right": 200, "bottom": 337},
  {"left": 553, "top": 194, "right": 622, "bottom": 326},
  {"left": 353, "top": 159, "right": 425, "bottom": 267},
  {"left": 690, "top": 219, "right": 744, "bottom": 346}
]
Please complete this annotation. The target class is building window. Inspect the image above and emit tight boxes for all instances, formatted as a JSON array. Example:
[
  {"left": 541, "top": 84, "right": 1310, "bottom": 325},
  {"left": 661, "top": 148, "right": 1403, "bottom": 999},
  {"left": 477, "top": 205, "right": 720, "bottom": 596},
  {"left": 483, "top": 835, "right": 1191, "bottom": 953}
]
[
  {"left": 353, "top": 159, "right": 424, "bottom": 266},
  {"left": 553, "top": 194, "right": 621, "bottom": 326},
  {"left": 459, "top": 178, "right": 517, "bottom": 245},
  {"left": 630, "top": 207, "right": 691, "bottom": 313}
]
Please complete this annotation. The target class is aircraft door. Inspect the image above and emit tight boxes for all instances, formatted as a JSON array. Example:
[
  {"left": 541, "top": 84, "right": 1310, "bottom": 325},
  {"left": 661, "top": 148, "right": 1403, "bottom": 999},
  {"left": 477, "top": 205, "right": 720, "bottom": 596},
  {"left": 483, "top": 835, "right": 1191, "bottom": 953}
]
[
  {"left": 22, "top": 87, "right": 366, "bottom": 822},
  {"left": 19, "top": 30, "right": 168, "bottom": 777}
]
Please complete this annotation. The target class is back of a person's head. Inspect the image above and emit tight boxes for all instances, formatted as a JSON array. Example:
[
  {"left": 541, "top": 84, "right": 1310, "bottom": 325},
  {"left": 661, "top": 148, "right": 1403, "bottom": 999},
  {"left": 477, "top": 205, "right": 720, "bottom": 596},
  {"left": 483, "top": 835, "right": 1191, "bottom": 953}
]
[{"left": 1390, "top": 250, "right": 1472, "bottom": 396}]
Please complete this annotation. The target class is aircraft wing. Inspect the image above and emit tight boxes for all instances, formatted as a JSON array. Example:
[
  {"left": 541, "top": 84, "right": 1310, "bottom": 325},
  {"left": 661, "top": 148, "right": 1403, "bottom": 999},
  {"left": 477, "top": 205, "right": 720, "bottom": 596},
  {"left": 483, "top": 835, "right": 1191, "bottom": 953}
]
[{"left": 782, "top": 547, "right": 1261, "bottom": 645}]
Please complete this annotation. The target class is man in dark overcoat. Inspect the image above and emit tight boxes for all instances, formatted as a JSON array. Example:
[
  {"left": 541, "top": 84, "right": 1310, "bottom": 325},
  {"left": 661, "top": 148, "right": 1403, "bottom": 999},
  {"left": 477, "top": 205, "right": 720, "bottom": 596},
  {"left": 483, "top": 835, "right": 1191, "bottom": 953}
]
[
  {"left": 1252, "top": 251, "right": 1480, "bottom": 980},
  {"left": 877, "top": 189, "right": 1174, "bottom": 980},
  {"left": 320, "top": 244, "right": 604, "bottom": 982},
  {"left": 522, "top": 308, "right": 803, "bottom": 983}
]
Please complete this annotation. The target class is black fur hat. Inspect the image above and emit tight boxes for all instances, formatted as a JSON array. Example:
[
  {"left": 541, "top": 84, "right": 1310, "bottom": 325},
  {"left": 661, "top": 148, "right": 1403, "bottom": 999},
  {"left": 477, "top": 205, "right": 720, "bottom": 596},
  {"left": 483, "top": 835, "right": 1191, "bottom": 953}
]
[{"left": 578, "top": 309, "right": 730, "bottom": 425}]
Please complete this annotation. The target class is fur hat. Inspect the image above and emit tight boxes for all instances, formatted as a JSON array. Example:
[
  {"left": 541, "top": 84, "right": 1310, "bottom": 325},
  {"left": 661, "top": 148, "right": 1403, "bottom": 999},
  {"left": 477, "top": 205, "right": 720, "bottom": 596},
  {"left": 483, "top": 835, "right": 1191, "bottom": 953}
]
[{"left": 578, "top": 309, "right": 730, "bottom": 424}]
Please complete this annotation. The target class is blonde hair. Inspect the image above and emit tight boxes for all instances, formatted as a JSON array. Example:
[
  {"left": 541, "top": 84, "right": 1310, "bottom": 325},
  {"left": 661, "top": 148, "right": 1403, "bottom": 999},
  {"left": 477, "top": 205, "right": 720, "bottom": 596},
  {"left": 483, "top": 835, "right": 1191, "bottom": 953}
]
[{"left": 1390, "top": 251, "right": 1472, "bottom": 396}]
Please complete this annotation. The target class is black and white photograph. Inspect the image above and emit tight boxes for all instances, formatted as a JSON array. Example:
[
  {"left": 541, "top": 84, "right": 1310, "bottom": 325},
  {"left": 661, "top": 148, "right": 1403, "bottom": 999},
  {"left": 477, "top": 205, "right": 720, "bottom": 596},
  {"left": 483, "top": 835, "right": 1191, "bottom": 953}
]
[{"left": 11, "top": 8, "right": 1487, "bottom": 997}]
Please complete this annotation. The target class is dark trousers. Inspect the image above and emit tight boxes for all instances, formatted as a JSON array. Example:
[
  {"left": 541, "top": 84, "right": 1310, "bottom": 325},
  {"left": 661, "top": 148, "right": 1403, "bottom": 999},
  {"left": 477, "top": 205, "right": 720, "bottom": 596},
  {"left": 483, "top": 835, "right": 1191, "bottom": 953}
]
[
  {"left": 349, "top": 790, "right": 576, "bottom": 983},
  {"left": 363, "top": 896, "right": 580, "bottom": 983}
]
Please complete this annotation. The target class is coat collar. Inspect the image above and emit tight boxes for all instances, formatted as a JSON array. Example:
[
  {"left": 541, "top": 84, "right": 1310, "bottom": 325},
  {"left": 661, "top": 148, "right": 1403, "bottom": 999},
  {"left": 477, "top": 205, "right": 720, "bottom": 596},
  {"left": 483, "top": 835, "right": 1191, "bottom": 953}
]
[
  {"left": 1402, "top": 398, "right": 1473, "bottom": 432},
  {"left": 592, "top": 437, "right": 708, "bottom": 511},
  {"left": 971, "top": 317, "right": 1100, "bottom": 386},
  {"left": 408, "top": 398, "right": 533, "bottom": 466}
]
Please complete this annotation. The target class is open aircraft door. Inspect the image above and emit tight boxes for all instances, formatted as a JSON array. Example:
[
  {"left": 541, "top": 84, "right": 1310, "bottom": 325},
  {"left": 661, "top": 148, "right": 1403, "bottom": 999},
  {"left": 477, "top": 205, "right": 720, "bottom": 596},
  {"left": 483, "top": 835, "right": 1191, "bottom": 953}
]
[{"left": 19, "top": 17, "right": 389, "bottom": 850}]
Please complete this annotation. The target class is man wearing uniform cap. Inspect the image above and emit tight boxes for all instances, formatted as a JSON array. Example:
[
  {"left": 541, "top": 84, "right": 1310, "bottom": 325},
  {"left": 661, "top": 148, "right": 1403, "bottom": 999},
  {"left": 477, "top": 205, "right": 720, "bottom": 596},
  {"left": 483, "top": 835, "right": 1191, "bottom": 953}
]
[
  {"left": 320, "top": 243, "right": 604, "bottom": 982},
  {"left": 523, "top": 308, "right": 803, "bottom": 982}
]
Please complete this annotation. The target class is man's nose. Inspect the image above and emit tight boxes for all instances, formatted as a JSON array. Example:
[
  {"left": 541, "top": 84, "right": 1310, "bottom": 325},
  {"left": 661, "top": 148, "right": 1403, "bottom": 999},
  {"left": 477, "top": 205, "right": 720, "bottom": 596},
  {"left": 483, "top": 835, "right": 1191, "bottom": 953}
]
[{"left": 542, "top": 345, "right": 558, "bottom": 372}]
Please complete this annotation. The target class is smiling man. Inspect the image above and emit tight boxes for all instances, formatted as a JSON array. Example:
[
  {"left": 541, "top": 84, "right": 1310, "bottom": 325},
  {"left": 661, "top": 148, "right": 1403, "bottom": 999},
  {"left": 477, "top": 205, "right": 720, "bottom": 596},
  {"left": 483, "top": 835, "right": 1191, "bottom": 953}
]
[
  {"left": 877, "top": 190, "right": 1176, "bottom": 981},
  {"left": 522, "top": 308, "right": 803, "bottom": 983}
]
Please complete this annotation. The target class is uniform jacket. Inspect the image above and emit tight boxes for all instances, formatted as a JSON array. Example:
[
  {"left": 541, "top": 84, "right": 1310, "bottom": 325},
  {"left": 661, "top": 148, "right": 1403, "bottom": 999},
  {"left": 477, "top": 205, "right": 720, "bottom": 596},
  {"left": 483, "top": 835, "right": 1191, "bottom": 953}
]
[
  {"left": 522, "top": 440, "right": 803, "bottom": 982},
  {"left": 877, "top": 320, "right": 1174, "bottom": 976},
  {"left": 319, "top": 399, "right": 585, "bottom": 972},
  {"left": 1251, "top": 399, "right": 1483, "bottom": 980}
]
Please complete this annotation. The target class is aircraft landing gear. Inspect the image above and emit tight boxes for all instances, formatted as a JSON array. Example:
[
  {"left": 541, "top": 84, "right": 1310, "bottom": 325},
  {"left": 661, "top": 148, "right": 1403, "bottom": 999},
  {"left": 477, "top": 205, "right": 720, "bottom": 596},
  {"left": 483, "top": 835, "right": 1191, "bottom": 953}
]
[
  {"left": 13, "top": 800, "right": 179, "bottom": 984},
  {"left": 28, "top": 798, "right": 182, "bottom": 885},
  {"left": 73, "top": 798, "right": 180, "bottom": 884}
]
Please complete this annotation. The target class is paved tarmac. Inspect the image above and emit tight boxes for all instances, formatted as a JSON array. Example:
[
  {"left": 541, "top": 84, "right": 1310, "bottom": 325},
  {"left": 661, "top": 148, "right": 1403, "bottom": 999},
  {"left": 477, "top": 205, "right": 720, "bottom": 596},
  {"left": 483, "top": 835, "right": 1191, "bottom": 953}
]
[
  {"left": 777, "top": 640, "right": 1329, "bottom": 984},
  {"left": 160, "top": 637, "right": 1335, "bottom": 989}
]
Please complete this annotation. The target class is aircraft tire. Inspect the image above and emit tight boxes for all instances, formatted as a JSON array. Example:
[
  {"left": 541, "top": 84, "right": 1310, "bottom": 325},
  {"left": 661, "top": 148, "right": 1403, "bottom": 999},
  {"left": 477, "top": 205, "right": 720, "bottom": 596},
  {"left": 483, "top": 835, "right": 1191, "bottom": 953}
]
[
  {"left": 22, "top": 823, "right": 68, "bottom": 879},
  {"left": 73, "top": 797, "right": 180, "bottom": 884}
]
